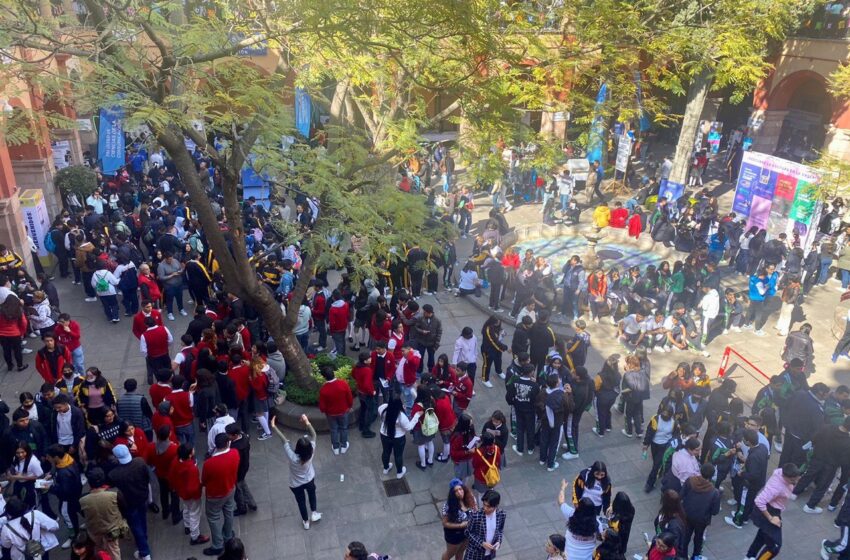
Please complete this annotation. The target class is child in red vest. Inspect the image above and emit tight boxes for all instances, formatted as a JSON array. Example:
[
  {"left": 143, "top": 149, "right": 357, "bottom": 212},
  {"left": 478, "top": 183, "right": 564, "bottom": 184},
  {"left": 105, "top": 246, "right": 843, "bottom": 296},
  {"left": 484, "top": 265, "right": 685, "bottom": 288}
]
[{"left": 169, "top": 443, "right": 210, "bottom": 545}]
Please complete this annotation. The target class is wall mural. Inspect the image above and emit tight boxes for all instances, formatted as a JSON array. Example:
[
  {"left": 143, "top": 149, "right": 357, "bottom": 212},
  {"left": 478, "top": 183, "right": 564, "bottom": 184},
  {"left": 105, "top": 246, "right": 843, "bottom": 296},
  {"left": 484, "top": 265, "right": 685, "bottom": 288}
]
[{"left": 515, "top": 237, "right": 666, "bottom": 272}]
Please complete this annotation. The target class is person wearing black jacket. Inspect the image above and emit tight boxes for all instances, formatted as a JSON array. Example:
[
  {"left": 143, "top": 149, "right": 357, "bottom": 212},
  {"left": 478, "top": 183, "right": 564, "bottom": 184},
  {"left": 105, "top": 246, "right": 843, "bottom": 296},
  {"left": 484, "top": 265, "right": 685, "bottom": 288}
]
[
  {"left": 48, "top": 393, "right": 86, "bottom": 452},
  {"left": 779, "top": 382, "right": 829, "bottom": 468},
  {"left": 681, "top": 463, "right": 721, "bottom": 560},
  {"left": 528, "top": 311, "right": 556, "bottom": 374},
  {"left": 823, "top": 482, "right": 850, "bottom": 559},
  {"left": 792, "top": 417, "right": 850, "bottom": 512},
  {"left": 725, "top": 429, "right": 769, "bottom": 528},
  {"left": 226, "top": 423, "right": 256, "bottom": 516},
  {"left": 510, "top": 316, "right": 533, "bottom": 357},
  {"left": 506, "top": 363, "right": 538, "bottom": 456},
  {"left": 185, "top": 307, "right": 214, "bottom": 344},
  {"left": 485, "top": 257, "right": 505, "bottom": 312}
]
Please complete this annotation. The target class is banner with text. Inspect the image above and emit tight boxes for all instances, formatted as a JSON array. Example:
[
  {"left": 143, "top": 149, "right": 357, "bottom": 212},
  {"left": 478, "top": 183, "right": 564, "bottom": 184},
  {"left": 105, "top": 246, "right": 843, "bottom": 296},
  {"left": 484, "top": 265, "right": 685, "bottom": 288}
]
[{"left": 97, "top": 106, "right": 125, "bottom": 174}]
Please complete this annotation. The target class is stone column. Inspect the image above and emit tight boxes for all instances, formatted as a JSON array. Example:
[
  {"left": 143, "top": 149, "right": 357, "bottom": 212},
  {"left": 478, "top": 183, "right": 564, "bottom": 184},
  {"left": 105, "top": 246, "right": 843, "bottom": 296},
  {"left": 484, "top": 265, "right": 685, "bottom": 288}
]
[{"left": 0, "top": 138, "right": 34, "bottom": 274}]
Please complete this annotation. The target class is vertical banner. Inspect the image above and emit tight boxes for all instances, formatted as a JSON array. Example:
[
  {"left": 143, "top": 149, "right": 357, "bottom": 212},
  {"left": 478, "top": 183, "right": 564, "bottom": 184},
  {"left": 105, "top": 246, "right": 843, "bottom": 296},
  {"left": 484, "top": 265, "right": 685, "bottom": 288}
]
[
  {"left": 97, "top": 106, "right": 125, "bottom": 174},
  {"left": 19, "top": 189, "right": 49, "bottom": 259},
  {"left": 615, "top": 135, "right": 632, "bottom": 173},
  {"left": 731, "top": 151, "right": 822, "bottom": 251},
  {"left": 295, "top": 87, "right": 312, "bottom": 139},
  {"left": 658, "top": 179, "right": 685, "bottom": 203},
  {"left": 586, "top": 82, "right": 608, "bottom": 165}
]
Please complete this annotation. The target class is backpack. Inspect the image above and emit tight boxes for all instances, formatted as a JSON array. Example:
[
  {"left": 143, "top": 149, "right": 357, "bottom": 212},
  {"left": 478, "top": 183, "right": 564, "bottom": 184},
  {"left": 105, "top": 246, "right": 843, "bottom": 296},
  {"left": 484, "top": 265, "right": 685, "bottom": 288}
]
[
  {"left": 94, "top": 271, "right": 110, "bottom": 294},
  {"left": 476, "top": 449, "right": 500, "bottom": 487},
  {"left": 6, "top": 512, "right": 45, "bottom": 560},
  {"left": 264, "top": 363, "right": 281, "bottom": 394},
  {"left": 118, "top": 265, "right": 138, "bottom": 292},
  {"left": 43, "top": 230, "right": 56, "bottom": 254},
  {"left": 421, "top": 408, "right": 439, "bottom": 437}
]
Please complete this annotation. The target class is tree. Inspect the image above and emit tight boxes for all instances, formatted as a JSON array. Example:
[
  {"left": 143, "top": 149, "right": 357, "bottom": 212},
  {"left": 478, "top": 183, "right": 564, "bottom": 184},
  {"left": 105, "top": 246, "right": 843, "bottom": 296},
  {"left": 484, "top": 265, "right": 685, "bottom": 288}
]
[{"left": 0, "top": 0, "right": 565, "bottom": 390}]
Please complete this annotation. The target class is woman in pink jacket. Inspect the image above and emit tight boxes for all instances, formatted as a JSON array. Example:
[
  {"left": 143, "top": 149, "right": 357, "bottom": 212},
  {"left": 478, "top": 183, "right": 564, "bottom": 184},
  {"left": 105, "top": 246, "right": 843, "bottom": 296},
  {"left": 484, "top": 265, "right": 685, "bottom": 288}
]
[{"left": 0, "top": 296, "right": 28, "bottom": 371}]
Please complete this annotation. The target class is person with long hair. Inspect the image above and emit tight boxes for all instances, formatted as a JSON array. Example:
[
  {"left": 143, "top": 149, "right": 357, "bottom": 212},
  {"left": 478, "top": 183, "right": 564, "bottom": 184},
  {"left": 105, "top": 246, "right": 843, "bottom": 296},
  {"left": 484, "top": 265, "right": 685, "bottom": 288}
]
[
  {"left": 0, "top": 496, "right": 59, "bottom": 560},
  {"left": 653, "top": 490, "right": 687, "bottom": 557},
  {"left": 643, "top": 405, "right": 679, "bottom": 493},
  {"left": 563, "top": 366, "right": 592, "bottom": 460},
  {"left": 378, "top": 392, "right": 420, "bottom": 479},
  {"left": 411, "top": 389, "right": 436, "bottom": 470},
  {"left": 545, "top": 533, "right": 567, "bottom": 560},
  {"left": 74, "top": 367, "right": 116, "bottom": 425},
  {"left": 440, "top": 478, "right": 477, "bottom": 560},
  {"left": 271, "top": 414, "right": 322, "bottom": 530},
  {"left": 217, "top": 537, "right": 247, "bottom": 560},
  {"left": 479, "top": 316, "right": 507, "bottom": 388},
  {"left": 248, "top": 359, "right": 272, "bottom": 440},
  {"left": 587, "top": 268, "right": 608, "bottom": 322},
  {"left": 608, "top": 491, "right": 635, "bottom": 555},
  {"left": 557, "top": 480, "right": 600, "bottom": 560},
  {"left": 594, "top": 355, "right": 621, "bottom": 436},
  {"left": 450, "top": 413, "right": 477, "bottom": 485},
  {"left": 8, "top": 443, "right": 43, "bottom": 509},
  {"left": 572, "top": 461, "right": 612, "bottom": 515},
  {"left": 593, "top": 528, "right": 625, "bottom": 560},
  {"left": 0, "top": 295, "right": 28, "bottom": 372},
  {"left": 432, "top": 354, "right": 459, "bottom": 392}
]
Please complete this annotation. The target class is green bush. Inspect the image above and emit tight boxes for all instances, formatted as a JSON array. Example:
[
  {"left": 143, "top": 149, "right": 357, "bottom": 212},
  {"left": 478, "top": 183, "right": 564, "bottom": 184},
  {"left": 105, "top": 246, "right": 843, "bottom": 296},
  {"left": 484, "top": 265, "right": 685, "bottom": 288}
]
[
  {"left": 283, "top": 354, "right": 356, "bottom": 406},
  {"left": 55, "top": 165, "right": 97, "bottom": 198}
]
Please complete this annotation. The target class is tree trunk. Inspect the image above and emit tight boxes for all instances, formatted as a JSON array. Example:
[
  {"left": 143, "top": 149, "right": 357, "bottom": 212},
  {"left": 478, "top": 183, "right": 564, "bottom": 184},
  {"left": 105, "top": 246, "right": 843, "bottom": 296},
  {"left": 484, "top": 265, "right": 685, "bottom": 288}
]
[
  {"left": 155, "top": 127, "right": 317, "bottom": 391},
  {"left": 669, "top": 69, "right": 714, "bottom": 187}
]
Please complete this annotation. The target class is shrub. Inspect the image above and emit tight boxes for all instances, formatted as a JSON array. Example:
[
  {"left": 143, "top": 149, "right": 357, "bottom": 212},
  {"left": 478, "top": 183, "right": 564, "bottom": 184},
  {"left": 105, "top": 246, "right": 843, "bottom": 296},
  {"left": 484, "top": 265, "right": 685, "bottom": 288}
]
[
  {"left": 55, "top": 165, "right": 97, "bottom": 199},
  {"left": 283, "top": 353, "right": 356, "bottom": 406}
]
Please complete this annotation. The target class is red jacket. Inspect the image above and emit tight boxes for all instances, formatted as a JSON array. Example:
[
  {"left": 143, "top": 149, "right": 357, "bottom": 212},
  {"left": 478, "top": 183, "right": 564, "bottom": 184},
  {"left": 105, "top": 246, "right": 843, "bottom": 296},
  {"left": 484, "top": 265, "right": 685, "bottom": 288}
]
[
  {"left": 327, "top": 301, "right": 350, "bottom": 334},
  {"left": 54, "top": 321, "right": 81, "bottom": 351},
  {"left": 369, "top": 350, "right": 396, "bottom": 384},
  {"left": 472, "top": 445, "right": 501, "bottom": 485},
  {"left": 148, "top": 441, "right": 178, "bottom": 479},
  {"left": 114, "top": 428, "right": 149, "bottom": 459},
  {"left": 452, "top": 375, "right": 473, "bottom": 411},
  {"left": 351, "top": 364, "right": 375, "bottom": 396},
  {"left": 151, "top": 412, "right": 178, "bottom": 443},
  {"left": 249, "top": 373, "right": 269, "bottom": 401},
  {"left": 311, "top": 291, "right": 328, "bottom": 323},
  {"left": 431, "top": 365, "right": 459, "bottom": 391},
  {"left": 169, "top": 390, "right": 193, "bottom": 427},
  {"left": 228, "top": 363, "right": 251, "bottom": 402},
  {"left": 610, "top": 207, "right": 629, "bottom": 228},
  {"left": 369, "top": 316, "right": 392, "bottom": 344},
  {"left": 434, "top": 395, "right": 457, "bottom": 431},
  {"left": 169, "top": 458, "right": 202, "bottom": 501},
  {"left": 137, "top": 274, "right": 162, "bottom": 307},
  {"left": 202, "top": 448, "right": 240, "bottom": 499},
  {"left": 392, "top": 349, "right": 420, "bottom": 386},
  {"left": 628, "top": 214, "right": 643, "bottom": 238},
  {"left": 35, "top": 344, "right": 72, "bottom": 383},
  {"left": 501, "top": 252, "right": 521, "bottom": 271},
  {"left": 450, "top": 433, "right": 474, "bottom": 463},
  {"left": 318, "top": 378, "right": 353, "bottom": 416},
  {"left": 0, "top": 314, "right": 27, "bottom": 338},
  {"left": 149, "top": 383, "right": 172, "bottom": 409},
  {"left": 132, "top": 309, "right": 163, "bottom": 339}
]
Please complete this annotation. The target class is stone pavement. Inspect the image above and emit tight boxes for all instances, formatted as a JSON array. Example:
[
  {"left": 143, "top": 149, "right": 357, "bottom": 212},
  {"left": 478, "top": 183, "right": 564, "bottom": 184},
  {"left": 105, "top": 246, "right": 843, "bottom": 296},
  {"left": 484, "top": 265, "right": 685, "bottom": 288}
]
[{"left": 11, "top": 160, "right": 850, "bottom": 560}]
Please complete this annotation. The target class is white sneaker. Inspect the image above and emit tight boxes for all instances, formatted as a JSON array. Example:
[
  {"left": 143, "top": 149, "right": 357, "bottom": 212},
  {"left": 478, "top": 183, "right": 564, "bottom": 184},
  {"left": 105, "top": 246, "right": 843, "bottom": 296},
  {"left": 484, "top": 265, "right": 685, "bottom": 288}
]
[
  {"left": 547, "top": 462, "right": 560, "bottom": 472},
  {"left": 702, "top": 350, "right": 711, "bottom": 357},
  {"left": 27, "top": 332, "right": 37, "bottom": 338},
  {"left": 302, "top": 520, "right": 310, "bottom": 530},
  {"left": 341, "top": 442, "right": 349, "bottom": 454},
  {"left": 383, "top": 463, "right": 393, "bottom": 475},
  {"left": 732, "top": 326, "right": 742, "bottom": 333},
  {"left": 84, "top": 297, "right": 97, "bottom": 302},
  {"left": 21, "top": 348, "right": 32, "bottom": 354},
  {"left": 621, "top": 429, "right": 633, "bottom": 438},
  {"left": 512, "top": 444, "right": 522, "bottom": 456},
  {"left": 257, "top": 432, "right": 272, "bottom": 441},
  {"left": 179, "top": 309, "right": 188, "bottom": 316},
  {"left": 482, "top": 380, "right": 493, "bottom": 388},
  {"left": 61, "top": 539, "right": 71, "bottom": 549},
  {"left": 310, "top": 511, "right": 322, "bottom": 522},
  {"left": 646, "top": 347, "right": 652, "bottom": 354},
  {"left": 804, "top": 505, "right": 823, "bottom": 514},
  {"left": 561, "top": 452, "right": 579, "bottom": 460},
  {"left": 724, "top": 516, "right": 742, "bottom": 529},
  {"left": 726, "top": 498, "right": 737, "bottom": 506},
  {"left": 723, "top": 329, "right": 729, "bottom": 335},
  {"left": 498, "top": 372, "right": 506, "bottom": 380},
  {"left": 396, "top": 466, "right": 407, "bottom": 479},
  {"left": 789, "top": 493, "right": 798, "bottom": 501},
  {"left": 133, "top": 553, "right": 151, "bottom": 560},
  {"left": 333, "top": 447, "right": 340, "bottom": 456},
  {"left": 167, "top": 313, "right": 176, "bottom": 321},
  {"left": 754, "top": 330, "right": 766, "bottom": 336}
]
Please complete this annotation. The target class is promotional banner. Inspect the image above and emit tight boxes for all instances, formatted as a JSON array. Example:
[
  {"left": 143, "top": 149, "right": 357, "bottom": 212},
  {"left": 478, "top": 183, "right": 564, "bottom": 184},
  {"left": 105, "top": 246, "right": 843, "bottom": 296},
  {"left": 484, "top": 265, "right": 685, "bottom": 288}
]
[
  {"left": 51, "top": 140, "right": 71, "bottom": 170},
  {"left": 19, "top": 189, "right": 49, "bottom": 260},
  {"left": 615, "top": 135, "right": 632, "bottom": 173},
  {"left": 295, "top": 87, "right": 311, "bottom": 139},
  {"left": 658, "top": 179, "right": 685, "bottom": 203},
  {"left": 97, "top": 106, "right": 125, "bottom": 174},
  {"left": 586, "top": 82, "right": 608, "bottom": 165},
  {"left": 731, "top": 151, "right": 822, "bottom": 249}
]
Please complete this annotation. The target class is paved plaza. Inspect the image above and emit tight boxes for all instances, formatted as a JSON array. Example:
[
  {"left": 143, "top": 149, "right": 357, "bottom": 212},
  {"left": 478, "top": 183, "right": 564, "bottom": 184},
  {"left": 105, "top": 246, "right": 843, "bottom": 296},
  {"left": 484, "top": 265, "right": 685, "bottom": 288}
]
[{"left": 11, "top": 179, "right": 850, "bottom": 560}]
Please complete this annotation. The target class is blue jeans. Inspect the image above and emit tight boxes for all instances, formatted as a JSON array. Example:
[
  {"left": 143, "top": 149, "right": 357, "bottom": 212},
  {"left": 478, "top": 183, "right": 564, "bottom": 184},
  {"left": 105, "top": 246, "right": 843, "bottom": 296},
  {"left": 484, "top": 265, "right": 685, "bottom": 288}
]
[
  {"left": 458, "top": 211, "right": 471, "bottom": 235},
  {"left": 71, "top": 346, "right": 84, "bottom": 374},
  {"left": 121, "top": 288, "right": 139, "bottom": 315},
  {"left": 98, "top": 295, "right": 119, "bottom": 321},
  {"left": 820, "top": 258, "right": 833, "bottom": 284},
  {"left": 492, "top": 193, "right": 501, "bottom": 210},
  {"left": 541, "top": 192, "right": 552, "bottom": 214},
  {"left": 175, "top": 423, "right": 195, "bottom": 447},
  {"left": 842, "top": 269, "right": 850, "bottom": 290},
  {"left": 163, "top": 285, "right": 184, "bottom": 314},
  {"left": 400, "top": 384, "right": 415, "bottom": 414},
  {"left": 126, "top": 504, "right": 150, "bottom": 557},
  {"left": 296, "top": 332, "right": 309, "bottom": 351},
  {"left": 442, "top": 173, "right": 451, "bottom": 193},
  {"left": 560, "top": 194, "right": 570, "bottom": 212},
  {"left": 327, "top": 413, "right": 349, "bottom": 450}
]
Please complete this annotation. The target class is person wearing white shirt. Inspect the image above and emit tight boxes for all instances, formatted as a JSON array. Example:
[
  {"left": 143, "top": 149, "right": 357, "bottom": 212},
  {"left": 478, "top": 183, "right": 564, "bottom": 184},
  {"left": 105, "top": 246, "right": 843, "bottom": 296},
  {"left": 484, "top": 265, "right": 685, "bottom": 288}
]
[
  {"left": 617, "top": 312, "right": 646, "bottom": 350},
  {"left": 149, "top": 150, "right": 164, "bottom": 168},
  {"left": 452, "top": 327, "right": 478, "bottom": 375},
  {"left": 698, "top": 285, "right": 720, "bottom": 352},
  {"left": 85, "top": 191, "right": 105, "bottom": 215},
  {"left": 557, "top": 169, "right": 574, "bottom": 214},
  {"left": 643, "top": 311, "right": 668, "bottom": 352},
  {"left": 0, "top": 498, "right": 59, "bottom": 560},
  {"left": 207, "top": 404, "right": 236, "bottom": 454},
  {"left": 378, "top": 396, "right": 420, "bottom": 480},
  {"left": 91, "top": 264, "right": 121, "bottom": 323}
]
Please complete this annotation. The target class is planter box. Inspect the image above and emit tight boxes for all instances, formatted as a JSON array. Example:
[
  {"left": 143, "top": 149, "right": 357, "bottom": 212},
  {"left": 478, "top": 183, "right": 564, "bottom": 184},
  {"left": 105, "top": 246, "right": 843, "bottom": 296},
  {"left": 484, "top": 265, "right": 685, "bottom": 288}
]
[{"left": 274, "top": 398, "right": 361, "bottom": 433}]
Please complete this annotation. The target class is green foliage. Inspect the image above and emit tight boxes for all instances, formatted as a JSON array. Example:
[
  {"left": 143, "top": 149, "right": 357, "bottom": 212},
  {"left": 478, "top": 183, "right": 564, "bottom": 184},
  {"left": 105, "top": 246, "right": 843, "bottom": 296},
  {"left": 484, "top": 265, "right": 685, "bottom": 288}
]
[
  {"left": 54, "top": 165, "right": 98, "bottom": 198},
  {"left": 283, "top": 354, "right": 356, "bottom": 406}
]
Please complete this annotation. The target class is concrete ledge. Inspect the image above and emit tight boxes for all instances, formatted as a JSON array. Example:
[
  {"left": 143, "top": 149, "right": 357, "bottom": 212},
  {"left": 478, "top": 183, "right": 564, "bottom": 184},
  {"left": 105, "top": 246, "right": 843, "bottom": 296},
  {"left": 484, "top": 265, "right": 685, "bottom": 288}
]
[{"left": 274, "top": 398, "right": 361, "bottom": 433}]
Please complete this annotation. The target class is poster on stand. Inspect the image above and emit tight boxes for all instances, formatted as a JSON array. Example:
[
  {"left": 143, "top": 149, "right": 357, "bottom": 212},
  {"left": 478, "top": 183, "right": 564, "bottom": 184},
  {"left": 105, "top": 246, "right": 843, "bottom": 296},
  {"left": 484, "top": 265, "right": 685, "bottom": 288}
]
[{"left": 731, "top": 151, "right": 822, "bottom": 251}]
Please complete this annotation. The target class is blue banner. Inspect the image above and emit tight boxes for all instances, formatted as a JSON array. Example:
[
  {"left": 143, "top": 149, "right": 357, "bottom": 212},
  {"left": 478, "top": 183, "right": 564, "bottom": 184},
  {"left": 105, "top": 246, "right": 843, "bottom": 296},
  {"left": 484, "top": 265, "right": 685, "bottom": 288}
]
[
  {"left": 295, "top": 88, "right": 311, "bottom": 139},
  {"left": 658, "top": 179, "right": 685, "bottom": 203},
  {"left": 586, "top": 82, "right": 607, "bottom": 166},
  {"left": 97, "top": 106, "right": 125, "bottom": 175}
]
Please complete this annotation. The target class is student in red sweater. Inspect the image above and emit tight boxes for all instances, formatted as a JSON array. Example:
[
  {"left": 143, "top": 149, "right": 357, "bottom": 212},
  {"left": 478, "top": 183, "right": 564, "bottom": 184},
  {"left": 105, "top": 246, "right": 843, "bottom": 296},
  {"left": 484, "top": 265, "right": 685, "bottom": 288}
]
[
  {"left": 35, "top": 333, "right": 72, "bottom": 383},
  {"left": 369, "top": 342, "right": 395, "bottom": 402},
  {"left": 113, "top": 422, "right": 150, "bottom": 459},
  {"left": 148, "top": 425, "right": 180, "bottom": 523},
  {"left": 609, "top": 201, "right": 629, "bottom": 228},
  {"left": 168, "top": 374, "right": 195, "bottom": 446},
  {"left": 392, "top": 344, "right": 421, "bottom": 413},
  {"left": 327, "top": 290, "right": 350, "bottom": 357},
  {"left": 317, "top": 364, "right": 354, "bottom": 455},
  {"left": 55, "top": 313, "right": 83, "bottom": 374},
  {"left": 149, "top": 369, "right": 173, "bottom": 409},
  {"left": 472, "top": 432, "right": 502, "bottom": 495},
  {"left": 248, "top": 360, "right": 272, "bottom": 440},
  {"left": 169, "top": 443, "right": 210, "bottom": 545},
  {"left": 202, "top": 432, "right": 240, "bottom": 556},
  {"left": 452, "top": 362, "right": 474, "bottom": 417},
  {"left": 141, "top": 316, "right": 173, "bottom": 385},
  {"left": 152, "top": 400, "right": 179, "bottom": 443},
  {"left": 0, "top": 299, "right": 28, "bottom": 372},
  {"left": 369, "top": 310, "right": 392, "bottom": 348},
  {"left": 227, "top": 351, "right": 251, "bottom": 431},
  {"left": 132, "top": 300, "right": 163, "bottom": 339},
  {"left": 351, "top": 352, "right": 377, "bottom": 438},
  {"left": 432, "top": 385, "right": 457, "bottom": 463},
  {"left": 449, "top": 413, "right": 477, "bottom": 485}
]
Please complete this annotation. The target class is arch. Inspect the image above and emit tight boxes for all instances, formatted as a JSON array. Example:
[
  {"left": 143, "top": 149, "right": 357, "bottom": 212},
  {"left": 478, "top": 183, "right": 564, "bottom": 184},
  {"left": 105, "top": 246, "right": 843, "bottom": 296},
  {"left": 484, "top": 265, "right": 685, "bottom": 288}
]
[{"left": 768, "top": 70, "right": 835, "bottom": 119}]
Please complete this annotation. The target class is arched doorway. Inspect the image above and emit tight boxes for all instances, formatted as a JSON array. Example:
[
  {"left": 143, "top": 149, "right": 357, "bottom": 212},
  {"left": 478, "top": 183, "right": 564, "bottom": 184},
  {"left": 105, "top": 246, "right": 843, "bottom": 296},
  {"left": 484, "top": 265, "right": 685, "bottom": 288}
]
[{"left": 769, "top": 72, "right": 833, "bottom": 162}]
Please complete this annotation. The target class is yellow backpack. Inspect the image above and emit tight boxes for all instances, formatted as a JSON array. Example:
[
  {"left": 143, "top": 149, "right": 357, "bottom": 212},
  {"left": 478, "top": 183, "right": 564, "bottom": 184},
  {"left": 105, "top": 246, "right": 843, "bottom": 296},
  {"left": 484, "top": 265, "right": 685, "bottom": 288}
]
[{"left": 476, "top": 449, "right": 500, "bottom": 487}]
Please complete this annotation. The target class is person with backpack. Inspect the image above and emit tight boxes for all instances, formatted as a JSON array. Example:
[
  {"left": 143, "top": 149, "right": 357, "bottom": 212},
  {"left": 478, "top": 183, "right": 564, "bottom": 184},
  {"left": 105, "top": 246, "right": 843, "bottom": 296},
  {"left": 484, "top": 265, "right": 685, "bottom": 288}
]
[
  {"left": 472, "top": 432, "right": 501, "bottom": 496},
  {"left": 90, "top": 261, "right": 121, "bottom": 323},
  {"left": 411, "top": 390, "right": 437, "bottom": 470},
  {"left": 506, "top": 362, "right": 538, "bottom": 457},
  {"left": 113, "top": 255, "right": 139, "bottom": 317},
  {"left": 621, "top": 355, "right": 649, "bottom": 438},
  {"left": 44, "top": 444, "right": 83, "bottom": 549},
  {"left": 0, "top": 496, "right": 59, "bottom": 560}
]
